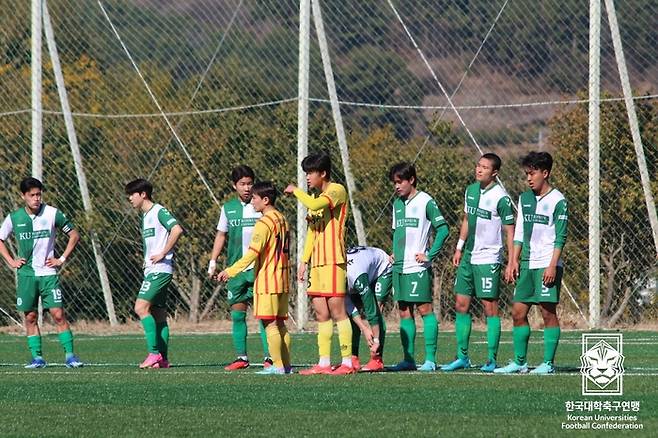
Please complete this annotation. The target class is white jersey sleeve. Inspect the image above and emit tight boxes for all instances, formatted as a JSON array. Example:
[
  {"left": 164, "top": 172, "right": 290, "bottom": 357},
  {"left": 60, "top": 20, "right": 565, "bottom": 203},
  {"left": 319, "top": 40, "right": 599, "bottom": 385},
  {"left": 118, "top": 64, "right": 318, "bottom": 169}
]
[
  {"left": 216, "top": 205, "right": 228, "bottom": 232},
  {"left": 0, "top": 215, "right": 12, "bottom": 241}
]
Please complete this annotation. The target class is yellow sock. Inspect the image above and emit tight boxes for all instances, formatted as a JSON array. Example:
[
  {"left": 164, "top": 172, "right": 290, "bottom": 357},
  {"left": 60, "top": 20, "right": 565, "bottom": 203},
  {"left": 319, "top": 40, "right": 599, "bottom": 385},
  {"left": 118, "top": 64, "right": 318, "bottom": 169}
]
[
  {"left": 318, "top": 320, "right": 333, "bottom": 360},
  {"left": 265, "top": 324, "right": 283, "bottom": 368},
  {"left": 336, "top": 318, "right": 353, "bottom": 359},
  {"left": 280, "top": 325, "right": 292, "bottom": 368}
]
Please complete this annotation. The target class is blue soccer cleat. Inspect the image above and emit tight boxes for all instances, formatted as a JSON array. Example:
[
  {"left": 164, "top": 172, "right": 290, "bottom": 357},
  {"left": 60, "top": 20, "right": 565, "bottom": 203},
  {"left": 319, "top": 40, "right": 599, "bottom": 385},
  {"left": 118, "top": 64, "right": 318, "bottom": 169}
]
[
  {"left": 389, "top": 360, "right": 417, "bottom": 372},
  {"left": 480, "top": 360, "right": 497, "bottom": 373},
  {"left": 255, "top": 366, "right": 286, "bottom": 375},
  {"left": 65, "top": 355, "right": 84, "bottom": 368},
  {"left": 440, "top": 357, "right": 471, "bottom": 371},
  {"left": 529, "top": 362, "right": 555, "bottom": 374},
  {"left": 417, "top": 360, "right": 437, "bottom": 372},
  {"left": 493, "top": 361, "right": 528, "bottom": 374},
  {"left": 25, "top": 357, "right": 47, "bottom": 369}
]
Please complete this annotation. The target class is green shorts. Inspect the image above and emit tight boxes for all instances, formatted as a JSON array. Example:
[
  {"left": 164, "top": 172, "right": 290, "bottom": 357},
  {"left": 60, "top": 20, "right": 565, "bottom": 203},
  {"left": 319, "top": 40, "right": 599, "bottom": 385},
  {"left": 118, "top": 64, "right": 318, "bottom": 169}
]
[
  {"left": 137, "top": 272, "right": 173, "bottom": 308},
  {"left": 455, "top": 262, "right": 501, "bottom": 299},
  {"left": 374, "top": 271, "right": 393, "bottom": 303},
  {"left": 16, "top": 275, "right": 63, "bottom": 312},
  {"left": 350, "top": 286, "right": 382, "bottom": 327},
  {"left": 393, "top": 270, "right": 432, "bottom": 303},
  {"left": 513, "top": 265, "right": 563, "bottom": 304},
  {"left": 226, "top": 269, "right": 254, "bottom": 306}
]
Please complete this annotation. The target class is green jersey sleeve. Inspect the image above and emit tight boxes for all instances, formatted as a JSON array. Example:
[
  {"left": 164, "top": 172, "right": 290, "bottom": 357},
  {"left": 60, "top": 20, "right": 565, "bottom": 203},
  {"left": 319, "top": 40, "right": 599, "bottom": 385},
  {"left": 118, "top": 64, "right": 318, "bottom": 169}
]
[
  {"left": 426, "top": 198, "right": 449, "bottom": 260},
  {"left": 497, "top": 196, "right": 515, "bottom": 226},
  {"left": 55, "top": 209, "right": 74, "bottom": 234},
  {"left": 553, "top": 199, "right": 568, "bottom": 249},
  {"left": 158, "top": 208, "right": 179, "bottom": 231},
  {"left": 352, "top": 273, "right": 371, "bottom": 296}
]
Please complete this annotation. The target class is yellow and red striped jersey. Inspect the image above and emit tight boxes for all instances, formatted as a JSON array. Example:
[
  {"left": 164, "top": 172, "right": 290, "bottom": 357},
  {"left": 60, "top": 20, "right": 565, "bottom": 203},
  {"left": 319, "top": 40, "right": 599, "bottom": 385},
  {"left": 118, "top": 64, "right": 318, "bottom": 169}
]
[
  {"left": 225, "top": 209, "right": 290, "bottom": 294},
  {"left": 294, "top": 182, "right": 348, "bottom": 267}
]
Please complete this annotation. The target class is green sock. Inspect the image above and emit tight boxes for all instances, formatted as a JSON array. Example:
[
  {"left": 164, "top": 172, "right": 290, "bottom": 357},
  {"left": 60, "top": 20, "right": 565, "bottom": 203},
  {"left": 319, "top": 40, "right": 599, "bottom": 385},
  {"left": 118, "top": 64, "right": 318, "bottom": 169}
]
[
  {"left": 455, "top": 312, "right": 471, "bottom": 360},
  {"left": 543, "top": 326, "right": 561, "bottom": 365},
  {"left": 58, "top": 330, "right": 75, "bottom": 358},
  {"left": 422, "top": 313, "right": 438, "bottom": 363},
  {"left": 400, "top": 318, "right": 416, "bottom": 363},
  {"left": 27, "top": 335, "right": 42, "bottom": 359},
  {"left": 258, "top": 319, "right": 270, "bottom": 358},
  {"left": 156, "top": 321, "right": 169, "bottom": 360},
  {"left": 486, "top": 316, "right": 501, "bottom": 362},
  {"left": 513, "top": 325, "right": 531, "bottom": 365},
  {"left": 350, "top": 319, "right": 361, "bottom": 356},
  {"left": 140, "top": 315, "right": 158, "bottom": 354},
  {"left": 231, "top": 310, "right": 248, "bottom": 357}
]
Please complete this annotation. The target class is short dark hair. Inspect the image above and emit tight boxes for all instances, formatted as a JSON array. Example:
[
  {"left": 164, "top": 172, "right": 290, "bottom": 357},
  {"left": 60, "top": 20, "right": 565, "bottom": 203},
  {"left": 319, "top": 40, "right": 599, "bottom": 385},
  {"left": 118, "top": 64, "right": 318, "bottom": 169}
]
[
  {"left": 481, "top": 153, "right": 502, "bottom": 171},
  {"left": 231, "top": 165, "right": 255, "bottom": 184},
  {"left": 301, "top": 152, "right": 331, "bottom": 179},
  {"left": 252, "top": 181, "right": 277, "bottom": 205},
  {"left": 125, "top": 178, "right": 153, "bottom": 199},
  {"left": 521, "top": 151, "right": 553, "bottom": 173},
  {"left": 388, "top": 162, "right": 417, "bottom": 186},
  {"left": 20, "top": 177, "right": 44, "bottom": 194}
]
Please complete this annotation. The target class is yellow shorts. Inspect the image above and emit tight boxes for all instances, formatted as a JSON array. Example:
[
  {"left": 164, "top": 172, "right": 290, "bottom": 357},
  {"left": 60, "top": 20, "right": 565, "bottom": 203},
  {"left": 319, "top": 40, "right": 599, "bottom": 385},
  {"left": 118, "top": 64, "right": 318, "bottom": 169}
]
[
  {"left": 307, "top": 263, "right": 346, "bottom": 297},
  {"left": 254, "top": 292, "right": 289, "bottom": 321}
]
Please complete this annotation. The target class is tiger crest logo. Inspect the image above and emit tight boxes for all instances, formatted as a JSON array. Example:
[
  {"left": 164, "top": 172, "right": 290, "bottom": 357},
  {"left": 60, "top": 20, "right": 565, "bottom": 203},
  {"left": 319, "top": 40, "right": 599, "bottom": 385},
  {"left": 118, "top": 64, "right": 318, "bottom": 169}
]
[{"left": 580, "top": 334, "right": 624, "bottom": 395}]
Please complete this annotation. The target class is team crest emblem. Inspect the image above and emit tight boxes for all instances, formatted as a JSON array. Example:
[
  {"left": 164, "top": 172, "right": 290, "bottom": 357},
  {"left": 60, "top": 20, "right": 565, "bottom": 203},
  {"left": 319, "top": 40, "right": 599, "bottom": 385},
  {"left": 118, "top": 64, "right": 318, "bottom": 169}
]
[{"left": 580, "top": 334, "right": 624, "bottom": 395}]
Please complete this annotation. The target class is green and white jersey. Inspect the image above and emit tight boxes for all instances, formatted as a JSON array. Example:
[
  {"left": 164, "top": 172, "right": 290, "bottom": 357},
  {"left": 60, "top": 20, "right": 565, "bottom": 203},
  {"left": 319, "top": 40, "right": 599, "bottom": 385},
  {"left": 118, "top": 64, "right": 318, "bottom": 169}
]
[
  {"left": 216, "top": 198, "right": 261, "bottom": 268},
  {"left": 392, "top": 191, "right": 447, "bottom": 274},
  {"left": 513, "top": 188, "right": 568, "bottom": 269},
  {"left": 0, "top": 204, "right": 74, "bottom": 277},
  {"left": 463, "top": 182, "right": 514, "bottom": 265},
  {"left": 346, "top": 246, "right": 392, "bottom": 293},
  {"left": 142, "top": 203, "right": 179, "bottom": 275}
]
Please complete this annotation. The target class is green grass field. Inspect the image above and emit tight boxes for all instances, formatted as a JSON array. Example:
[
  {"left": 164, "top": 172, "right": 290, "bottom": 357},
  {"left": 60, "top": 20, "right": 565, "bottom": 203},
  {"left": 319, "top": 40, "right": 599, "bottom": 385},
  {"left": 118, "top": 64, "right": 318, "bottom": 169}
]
[{"left": 0, "top": 329, "right": 655, "bottom": 437}]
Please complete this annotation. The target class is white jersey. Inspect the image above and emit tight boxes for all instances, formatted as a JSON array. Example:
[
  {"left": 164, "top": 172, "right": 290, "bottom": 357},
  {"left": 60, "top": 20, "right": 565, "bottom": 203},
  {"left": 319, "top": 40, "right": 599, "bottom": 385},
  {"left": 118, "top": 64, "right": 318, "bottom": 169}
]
[
  {"left": 142, "top": 203, "right": 179, "bottom": 275},
  {"left": 0, "top": 204, "right": 73, "bottom": 277},
  {"left": 463, "top": 182, "right": 515, "bottom": 264},
  {"left": 346, "top": 246, "right": 392, "bottom": 292},
  {"left": 392, "top": 191, "right": 447, "bottom": 273},
  {"left": 513, "top": 188, "right": 568, "bottom": 269}
]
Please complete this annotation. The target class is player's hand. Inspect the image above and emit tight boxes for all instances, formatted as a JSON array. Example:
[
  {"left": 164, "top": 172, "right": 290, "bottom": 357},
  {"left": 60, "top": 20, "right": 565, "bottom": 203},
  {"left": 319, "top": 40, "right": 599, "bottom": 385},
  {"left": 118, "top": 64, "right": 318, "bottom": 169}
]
[
  {"left": 215, "top": 270, "right": 229, "bottom": 282},
  {"left": 297, "top": 262, "right": 307, "bottom": 282},
  {"left": 363, "top": 327, "right": 374, "bottom": 346},
  {"left": 505, "top": 260, "right": 519, "bottom": 284},
  {"left": 388, "top": 253, "right": 394, "bottom": 264},
  {"left": 45, "top": 257, "right": 63, "bottom": 268},
  {"left": 284, "top": 184, "right": 297, "bottom": 195},
  {"left": 452, "top": 249, "right": 462, "bottom": 267},
  {"left": 369, "top": 336, "right": 380, "bottom": 354},
  {"left": 207, "top": 260, "right": 216, "bottom": 279},
  {"left": 543, "top": 265, "right": 557, "bottom": 287},
  {"left": 150, "top": 252, "right": 165, "bottom": 264},
  {"left": 9, "top": 258, "right": 26, "bottom": 269},
  {"left": 415, "top": 253, "right": 428, "bottom": 263}
]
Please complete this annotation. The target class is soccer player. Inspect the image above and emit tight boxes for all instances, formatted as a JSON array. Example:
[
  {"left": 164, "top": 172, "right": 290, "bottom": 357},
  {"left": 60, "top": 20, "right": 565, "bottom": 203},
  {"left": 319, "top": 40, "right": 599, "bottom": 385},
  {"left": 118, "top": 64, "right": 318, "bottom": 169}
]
[
  {"left": 126, "top": 179, "right": 184, "bottom": 369},
  {"left": 217, "top": 182, "right": 291, "bottom": 375},
  {"left": 207, "top": 165, "right": 271, "bottom": 371},
  {"left": 494, "top": 151, "right": 568, "bottom": 374},
  {"left": 345, "top": 246, "right": 391, "bottom": 372},
  {"left": 389, "top": 162, "right": 449, "bottom": 372},
  {"left": 441, "top": 153, "right": 515, "bottom": 373},
  {"left": 0, "top": 177, "right": 83, "bottom": 369},
  {"left": 284, "top": 151, "right": 354, "bottom": 375}
]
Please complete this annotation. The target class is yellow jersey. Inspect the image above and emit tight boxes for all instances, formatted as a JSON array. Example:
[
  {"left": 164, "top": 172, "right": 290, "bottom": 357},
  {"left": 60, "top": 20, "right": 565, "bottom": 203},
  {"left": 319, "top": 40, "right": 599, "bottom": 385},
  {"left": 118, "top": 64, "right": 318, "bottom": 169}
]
[
  {"left": 294, "top": 182, "right": 348, "bottom": 267},
  {"left": 225, "top": 209, "right": 290, "bottom": 294}
]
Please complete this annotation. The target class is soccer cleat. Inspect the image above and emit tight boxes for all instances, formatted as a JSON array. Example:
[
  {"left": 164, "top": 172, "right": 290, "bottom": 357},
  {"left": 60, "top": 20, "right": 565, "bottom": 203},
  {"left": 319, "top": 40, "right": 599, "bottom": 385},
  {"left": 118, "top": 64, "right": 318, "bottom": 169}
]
[
  {"left": 493, "top": 361, "right": 529, "bottom": 374},
  {"left": 263, "top": 357, "right": 274, "bottom": 369},
  {"left": 25, "top": 357, "right": 47, "bottom": 369},
  {"left": 440, "top": 357, "right": 471, "bottom": 371},
  {"left": 255, "top": 366, "right": 285, "bottom": 375},
  {"left": 152, "top": 358, "right": 170, "bottom": 369},
  {"left": 417, "top": 360, "right": 437, "bottom": 372},
  {"left": 351, "top": 355, "right": 361, "bottom": 371},
  {"left": 361, "top": 356, "right": 384, "bottom": 372},
  {"left": 480, "top": 360, "right": 497, "bottom": 373},
  {"left": 389, "top": 360, "right": 417, "bottom": 372},
  {"left": 529, "top": 362, "right": 555, "bottom": 374},
  {"left": 284, "top": 366, "right": 294, "bottom": 374},
  {"left": 299, "top": 364, "right": 333, "bottom": 375},
  {"left": 331, "top": 364, "right": 357, "bottom": 375},
  {"left": 65, "top": 355, "right": 84, "bottom": 368},
  {"left": 224, "top": 358, "right": 250, "bottom": 371},
  {"left": 139, "top": 353, "right": 163, "bottom": 369}
]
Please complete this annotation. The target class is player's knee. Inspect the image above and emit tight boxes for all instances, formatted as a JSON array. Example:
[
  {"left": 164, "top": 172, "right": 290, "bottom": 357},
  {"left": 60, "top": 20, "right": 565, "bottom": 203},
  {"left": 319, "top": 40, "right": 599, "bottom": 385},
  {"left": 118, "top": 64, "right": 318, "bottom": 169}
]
[
  {"left": 455, "top": 299, "right": 469, "bottom": 314},
  {"left": 417, "top": 303, "right": 433, "bottom": 316},
  {"left": 134, "top": 301, "right": 150, "bottom": 318},
  {"left": 50, "top": 310, "right": 67, "bottom": 326},
  {"left": 24, "top": 312, "right": 38, "bottom": 325}
]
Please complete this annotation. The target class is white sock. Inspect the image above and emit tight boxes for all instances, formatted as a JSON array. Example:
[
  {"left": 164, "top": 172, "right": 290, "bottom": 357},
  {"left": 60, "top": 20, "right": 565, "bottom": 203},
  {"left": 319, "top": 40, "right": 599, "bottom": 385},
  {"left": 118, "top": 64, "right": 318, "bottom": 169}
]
[
  {"left": 319, "top": 356, "right": 331, "bottom": 367},
  {"left": 341, "top": 357, "right": 353, "bottom": 368}
]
